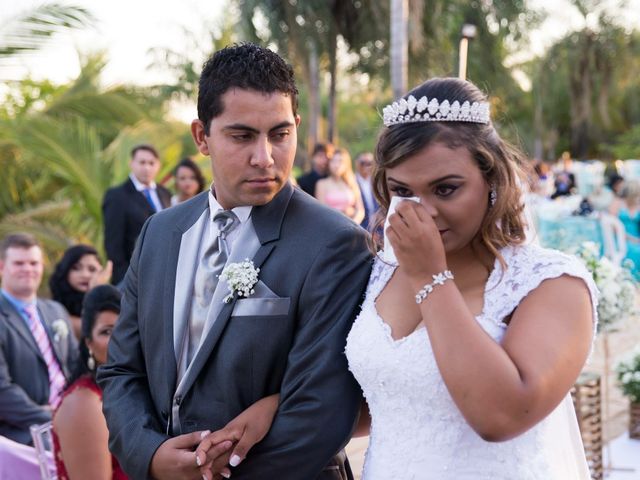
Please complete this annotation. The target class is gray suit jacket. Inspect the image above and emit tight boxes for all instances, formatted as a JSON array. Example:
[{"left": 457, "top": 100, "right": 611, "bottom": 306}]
[
  {"left": 98, "top": 183, "right": 372, "bottom": 479},
  {"left": 0, "top": 295, "right": 77, "bottom": 445}
]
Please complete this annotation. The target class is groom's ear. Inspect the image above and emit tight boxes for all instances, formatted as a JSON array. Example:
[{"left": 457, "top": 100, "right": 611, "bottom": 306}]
[{"left": 191, "top": 119, "right": 210, "bottom": 156}]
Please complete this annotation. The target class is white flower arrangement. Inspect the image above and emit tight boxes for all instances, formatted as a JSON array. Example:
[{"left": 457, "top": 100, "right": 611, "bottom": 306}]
[
  {"left": 219, "top": 259, "right": 260, "bottom": 304},
  {"left": 616, "top": 349, "right": 640, "bottom": 403},
  {"left": 575, "top": 242, "right": 636, "bottom": 332},
  {"left": 51, "top": 319, "right": 69, "bottom": 342}
]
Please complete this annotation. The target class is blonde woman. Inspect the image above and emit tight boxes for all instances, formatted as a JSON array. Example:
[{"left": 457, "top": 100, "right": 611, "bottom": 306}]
[{"left": 315, "top": 148, "right": 365, "bottom": 224}]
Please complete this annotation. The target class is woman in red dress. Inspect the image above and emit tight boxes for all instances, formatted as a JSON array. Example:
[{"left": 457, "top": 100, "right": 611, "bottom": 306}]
[{"left": 52, "top": 285, "right": 127, "bottom": 480}]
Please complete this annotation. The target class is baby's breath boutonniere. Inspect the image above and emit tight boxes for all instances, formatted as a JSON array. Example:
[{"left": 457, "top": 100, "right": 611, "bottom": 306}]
[
  {"left": 51, "top": 319, "right": 69, "bottom": 342},
  {"left": 219, "top": 259, "right": 260, "bottom": 304}
]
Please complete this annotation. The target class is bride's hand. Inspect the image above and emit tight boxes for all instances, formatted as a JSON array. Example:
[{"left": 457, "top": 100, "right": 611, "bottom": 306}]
[
  {"left": 195, "top": 394, "right": 279, "bottom": 478},
  {"left": 386, "top": 200, "right": 447, "bottom": 286}
]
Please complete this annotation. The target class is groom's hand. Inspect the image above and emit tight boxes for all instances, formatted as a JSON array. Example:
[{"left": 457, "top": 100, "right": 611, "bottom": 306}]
[{"left": 149, "top": 431, "right": 232, "bottom": 480}]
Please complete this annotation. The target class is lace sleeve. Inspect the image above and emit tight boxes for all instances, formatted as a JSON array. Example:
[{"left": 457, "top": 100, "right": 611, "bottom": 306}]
[{"left": 487, "top": 245, "right": 599, "bottom": 333}]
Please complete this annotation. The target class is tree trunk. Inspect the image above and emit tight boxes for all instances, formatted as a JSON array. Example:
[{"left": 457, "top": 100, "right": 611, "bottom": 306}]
[
  {"left": 327, "top": 30, "right": 337, "bottom": 143},
  {"left": 307, "top": 41, "right": 320, "bottom": 163},
  {"left": 569, "top": 33, "right": 593, "bottom": 159},
  {"left": 390, "top": 0, "right": 409, "bottom": 99}
]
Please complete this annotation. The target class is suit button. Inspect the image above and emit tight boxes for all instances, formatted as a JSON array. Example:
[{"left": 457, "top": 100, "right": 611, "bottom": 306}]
[
  {"left": 175, "top": 396, "right": 182, "bottom": 406},
  {"left": 161, "top": 410, "right": 168, "bottom": 418}
]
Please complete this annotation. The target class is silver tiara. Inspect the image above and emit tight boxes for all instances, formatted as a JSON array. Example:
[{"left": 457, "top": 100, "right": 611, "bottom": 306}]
[{"left": 382, "top": 95, "right": 490, "bottom": 126}]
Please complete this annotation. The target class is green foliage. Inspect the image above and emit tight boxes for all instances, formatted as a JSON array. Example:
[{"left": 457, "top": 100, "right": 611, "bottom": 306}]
[
  {"left": 609, "top": 124, "right": 640, "bottom": 159},
  {"left": 0, "top": 3, "right": 94, "bottom": 59},
  {"left": 0, "top": 53, "right": 193, "bottom": 256}
]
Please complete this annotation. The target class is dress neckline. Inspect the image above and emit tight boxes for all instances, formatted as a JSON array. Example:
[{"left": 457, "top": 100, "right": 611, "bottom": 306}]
[{"left": 371, "top": 250, "right": 505, "bottom": 344}]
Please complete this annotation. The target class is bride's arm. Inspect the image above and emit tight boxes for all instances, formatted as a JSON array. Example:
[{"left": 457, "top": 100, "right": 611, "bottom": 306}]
[
  {"left": 388, "top": 201, "right": 594, "bottom": 442},
  {"left": 352, "top": 399, "right": 371, "bottom": 437}
]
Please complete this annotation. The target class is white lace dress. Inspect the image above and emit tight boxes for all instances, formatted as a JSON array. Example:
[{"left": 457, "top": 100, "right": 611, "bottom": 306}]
[{"left": 345, "top": 244, "right": 598, "bottom": 480}]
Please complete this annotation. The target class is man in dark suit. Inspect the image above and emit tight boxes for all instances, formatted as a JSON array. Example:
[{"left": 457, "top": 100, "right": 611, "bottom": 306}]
[
  {"left": 355, "top": 151, "right": 379, "bottom": 230},
  {"left": 98, "top": 43, "right": 372, "bottom": 480},
  {"left": 102, "top": 144, "right": 172, "bottom": 285},
  {"left": 296, "top": 142, "right": 333, "bottom": 197},
  {"left": 0, "top": 233, "right": 77, "bottom": 445}
]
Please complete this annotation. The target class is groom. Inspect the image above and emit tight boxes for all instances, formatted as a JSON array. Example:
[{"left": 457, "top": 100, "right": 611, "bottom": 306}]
[{"left": 98, "top": 43, "right": 372, "bottom": 479}]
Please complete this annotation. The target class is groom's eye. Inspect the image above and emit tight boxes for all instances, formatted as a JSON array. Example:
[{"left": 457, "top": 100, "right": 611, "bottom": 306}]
[{"left": 231, "top": 133, "right": 252, "bottom": 141}]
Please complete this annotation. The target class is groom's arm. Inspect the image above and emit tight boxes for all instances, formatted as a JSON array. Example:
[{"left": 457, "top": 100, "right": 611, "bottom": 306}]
[
  {"left": 233, "top": 224, "right": 372, "bottom": 479},
  {"left": 97, "top": 219, "right": 169, "bottom": 480}
]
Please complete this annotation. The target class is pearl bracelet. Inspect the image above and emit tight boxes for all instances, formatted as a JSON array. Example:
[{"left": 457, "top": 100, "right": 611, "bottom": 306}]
[{"left": 415, "top": 270, "right": 454, "bottom": 304}]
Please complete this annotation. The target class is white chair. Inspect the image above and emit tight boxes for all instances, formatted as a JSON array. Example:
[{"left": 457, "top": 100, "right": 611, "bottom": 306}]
[
  {"left": 599, "top": 213, "right": 627, "bottom": 266},
  {"left": 29, "top": 422, "right": 57, "bottom": 480}
]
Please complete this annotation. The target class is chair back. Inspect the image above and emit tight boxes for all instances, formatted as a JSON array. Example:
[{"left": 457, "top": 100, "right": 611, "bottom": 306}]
[
  {"left": 599, "top": 213, "right": 627, "bottom": 265},
  {"left": 29, "top": 422, "right": 57, "bottom": 480}
]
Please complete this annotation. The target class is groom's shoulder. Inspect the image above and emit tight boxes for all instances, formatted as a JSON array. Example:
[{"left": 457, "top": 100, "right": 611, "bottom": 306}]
[{"left": 141, "top": 192, "right": 207, "bottom": 234}]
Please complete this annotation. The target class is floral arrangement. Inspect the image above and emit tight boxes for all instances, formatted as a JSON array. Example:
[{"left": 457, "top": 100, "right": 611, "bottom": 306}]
[
  {"left": 51, "top": 319, "right": 69, "bottom": 342},
  {"left": 616, "top": 350, "right": 640, "bottom": 404},
  {"left": 219, "top": 259, "right": 260, "bottom": 304},
  {"left": 574, "top": 242, "right": 636, "bottom": 331}
]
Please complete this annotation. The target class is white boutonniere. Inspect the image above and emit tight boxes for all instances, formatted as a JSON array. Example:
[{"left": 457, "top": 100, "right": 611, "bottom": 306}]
[
  {"left": 51, "top": 319, "right": 69, "bottom": 342},
  {"left": 219, "top": 259, "right": 260, "bottom": 304}
]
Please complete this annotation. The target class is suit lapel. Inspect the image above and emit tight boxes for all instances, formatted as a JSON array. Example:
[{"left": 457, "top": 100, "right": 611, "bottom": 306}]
[
  {"left": 158, "top": 186, "right": 172, "bottom": 209},
  {"left": 172, "top": 209, "right": 208, "bottom": 377},
  {"left": 165, "top": 193, "right": 210, "bottom": 393},
  {"left": 0, "top": 296, "right": 41, "bottom": 360},
  {"left": 174, "top": 184, "right": 294, "bottom": 397}
]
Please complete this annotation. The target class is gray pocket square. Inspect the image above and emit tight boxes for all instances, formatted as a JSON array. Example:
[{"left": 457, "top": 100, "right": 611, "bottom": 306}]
[{"left": 231, "top": 297, "right": 291, "bottom": 317}]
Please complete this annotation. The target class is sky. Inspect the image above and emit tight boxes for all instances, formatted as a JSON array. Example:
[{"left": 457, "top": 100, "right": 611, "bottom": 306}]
[{"left": 1, "top": 0, "right": 640, "bottom": 120}]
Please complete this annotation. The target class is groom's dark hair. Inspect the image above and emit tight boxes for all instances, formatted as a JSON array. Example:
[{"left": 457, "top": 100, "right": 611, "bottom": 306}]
[{"left": 197, "top": 42, "right": 299, "bottom": 134}]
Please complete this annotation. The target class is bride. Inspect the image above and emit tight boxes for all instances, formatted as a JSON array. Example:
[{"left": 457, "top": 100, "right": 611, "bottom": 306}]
[
  {"left": 195, "top": 77, "right": 597, "bottom": 480},
  {"left": 344, "top": 77, "right": 596, "bottom": 479}
]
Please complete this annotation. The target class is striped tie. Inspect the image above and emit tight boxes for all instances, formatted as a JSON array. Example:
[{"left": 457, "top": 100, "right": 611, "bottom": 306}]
[{"left": 22, "top": 304, "right": 66, "bottom": 408}]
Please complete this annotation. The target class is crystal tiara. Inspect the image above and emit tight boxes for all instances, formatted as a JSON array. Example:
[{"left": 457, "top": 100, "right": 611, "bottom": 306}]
[{"left": 382, "top": 95, "right": 491, "bottom": 126}]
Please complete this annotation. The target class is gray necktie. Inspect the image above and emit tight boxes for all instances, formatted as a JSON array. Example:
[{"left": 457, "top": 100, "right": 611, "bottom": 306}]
[{"left": 188, "top": 210, "right": 240, "bottom": 362}]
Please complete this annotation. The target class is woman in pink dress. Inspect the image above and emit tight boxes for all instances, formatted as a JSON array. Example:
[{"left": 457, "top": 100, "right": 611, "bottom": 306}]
[
  {"left": 52, "top": 285, "right": 128, "bottom": 480},
  {"left": 315, "top": 148, "right": 365, "bottom": 223}
]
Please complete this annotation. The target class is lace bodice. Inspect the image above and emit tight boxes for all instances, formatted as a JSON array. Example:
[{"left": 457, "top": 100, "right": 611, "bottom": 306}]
[{"left": 345, "top": 244, "right": 597, "bottom": 480}]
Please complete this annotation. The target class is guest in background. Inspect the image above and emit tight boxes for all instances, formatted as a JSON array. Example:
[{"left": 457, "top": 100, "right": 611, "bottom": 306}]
[
  {"left": 297, "top": 143, "right": 333, "bottom": 196},
  {"left": 52, "top": 285, "right": 128, "bottom": 480},
  {"left": 49, "top": 245, "right": 112, "bottom": 340},
  {"left": 102, "top": 144, "right": 172, "bottom": 285},
  {"left": 355, "top": 151, "right": 379, "bottom": 230},
  {"left": 550, "top": 152, "right": 576, "bottom": 199},
  {"left": 609, "top": 180, "right": 640, "bottom": 279},
  {"left": 170, "top": 157, "right": 206, "bottom": 206},
  {"left": 316, "top": 148, "right": 365, "bottom": 224},
  {"left": 608, "top": 173, "right": 625, "bottom": 198},
  {"left": 0, "top": 233, "right": 77, "bottom": 445}
]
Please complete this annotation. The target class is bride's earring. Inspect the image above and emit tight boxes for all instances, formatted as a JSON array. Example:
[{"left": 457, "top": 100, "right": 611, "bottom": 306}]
[
  {"left": 490, "top": 186, "right": 497, "bottom": 207},
  {"left": 87, "top": 350, "right": 96, "bottom": 370}
]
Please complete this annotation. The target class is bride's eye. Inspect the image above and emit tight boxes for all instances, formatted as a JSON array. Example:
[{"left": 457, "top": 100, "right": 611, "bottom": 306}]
[
  {"left": 434, "top": 184, "right": 459, "bottom": 197},
  {"left": 389, "top": 186, "right": 413, "bottom": 197}
]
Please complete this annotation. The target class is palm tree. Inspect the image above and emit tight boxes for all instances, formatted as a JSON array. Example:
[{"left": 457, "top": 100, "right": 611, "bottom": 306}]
[{"left": 0, "top": 3, "right": 94, "bottom": 60}]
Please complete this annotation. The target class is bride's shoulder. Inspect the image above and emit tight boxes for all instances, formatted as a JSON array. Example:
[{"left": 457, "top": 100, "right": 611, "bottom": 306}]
[
  {"left": 503, "top": 243, "right": 590, "bottom": 276},
  {"left": 497, "top": 243, "right": 596, "bottom": 303}
]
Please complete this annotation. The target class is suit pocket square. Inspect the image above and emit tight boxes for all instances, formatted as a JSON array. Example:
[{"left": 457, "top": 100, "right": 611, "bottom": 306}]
[{"left": 231, "top": 297, "right": 291, "bottom": 317}]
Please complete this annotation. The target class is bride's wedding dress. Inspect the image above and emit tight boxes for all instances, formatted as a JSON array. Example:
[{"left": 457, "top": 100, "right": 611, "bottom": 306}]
[{"left": 346, "top": 244, "right": 597, "bottom": 479}]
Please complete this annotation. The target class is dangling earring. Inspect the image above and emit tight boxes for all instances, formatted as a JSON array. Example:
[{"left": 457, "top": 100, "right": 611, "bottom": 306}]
[
  {"left": 490, "top": 187, "right": 497, "bottom": 207},
  {"left": 87, "top": 350, "right": 96, "bottom": 371}
]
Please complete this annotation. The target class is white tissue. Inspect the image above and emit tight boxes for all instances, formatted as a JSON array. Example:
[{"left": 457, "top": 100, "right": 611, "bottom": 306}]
[{"left": 382, "top": 195, "right": 421, "bottom": 264}]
